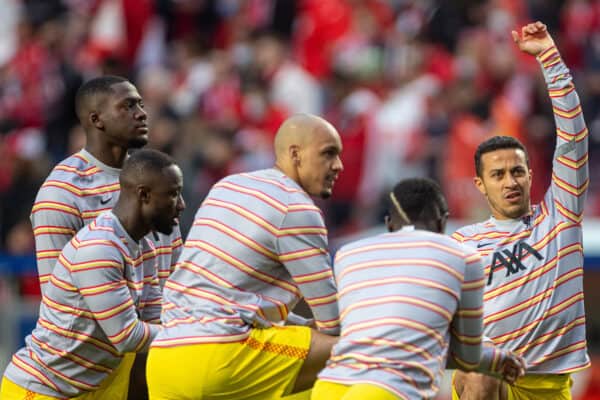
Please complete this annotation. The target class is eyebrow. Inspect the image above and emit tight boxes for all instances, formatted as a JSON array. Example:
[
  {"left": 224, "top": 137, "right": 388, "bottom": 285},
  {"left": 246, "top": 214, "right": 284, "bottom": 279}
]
[
  {"left": 116, "top": 94, "right": 143, "bottom": 104},
  {"left": 321, "top": 144, "right": 341, "bottom": 152}
]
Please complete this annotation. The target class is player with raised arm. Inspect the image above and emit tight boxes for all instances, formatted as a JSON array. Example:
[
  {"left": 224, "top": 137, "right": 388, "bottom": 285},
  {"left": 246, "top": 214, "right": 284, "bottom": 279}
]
[
  {"left": 312, "top": 178, "right": 525, "bottom": 400},
  {"left": 0, "top": 149, "right": 185, "bottom": 400},
  {"left": 452, "top": 22, "right": 590, "bottom": 399},
  {"left": 146, "top": 114, "right": 343, "bottom": 400}
]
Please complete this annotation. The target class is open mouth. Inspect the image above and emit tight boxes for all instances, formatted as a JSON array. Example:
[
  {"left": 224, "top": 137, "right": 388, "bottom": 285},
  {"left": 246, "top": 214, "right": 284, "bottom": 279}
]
[
  {"left": 325, "top": 175, "right": 337, "bottom": 186},
  {"left": 505, "top": 191, "right": 521, "bottom": 203}
]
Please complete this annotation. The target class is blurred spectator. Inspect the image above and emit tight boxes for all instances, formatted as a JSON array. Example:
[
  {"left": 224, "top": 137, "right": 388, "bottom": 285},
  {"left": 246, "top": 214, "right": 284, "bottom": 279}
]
[
  {"left": 253, "top": 31, "right": 324, "bottom": 115},
  {"left": 2, "top": 0, "right": 600, "bottom": 246}
]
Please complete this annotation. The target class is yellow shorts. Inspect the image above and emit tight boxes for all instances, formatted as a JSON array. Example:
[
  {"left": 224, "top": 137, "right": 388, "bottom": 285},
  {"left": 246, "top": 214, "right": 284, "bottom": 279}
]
[
  {"left": 0, "top": 353, "right": 135, "bottom": 400},
  {"left": 311, "top": 380, "right": 399, "bottom": 400},
  {"left": 451, "top": 372, "right": 572, "bottom": 400},
  {"left": 147, "top": 325, "right": 312, "bottom": 400}
]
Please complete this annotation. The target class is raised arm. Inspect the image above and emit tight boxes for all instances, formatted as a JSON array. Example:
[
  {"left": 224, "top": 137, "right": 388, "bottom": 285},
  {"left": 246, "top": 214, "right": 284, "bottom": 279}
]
[{"left": 514, "top": 21, "right": 589, "bottom": 222}]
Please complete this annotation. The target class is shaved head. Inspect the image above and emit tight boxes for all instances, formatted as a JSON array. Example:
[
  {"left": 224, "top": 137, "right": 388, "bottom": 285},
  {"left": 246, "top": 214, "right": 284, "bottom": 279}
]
[
  {"left": 115, "top": 149, "right": 185, "bottom": 238},
  {"left": 274, "top": 114, "right": 337, "bottom": 162},
  {"left": 273, "top": 114, "right": 343, "bottom": 198},
  {"left": 75, "top": 75, "right": 129, "bottom": 125}
]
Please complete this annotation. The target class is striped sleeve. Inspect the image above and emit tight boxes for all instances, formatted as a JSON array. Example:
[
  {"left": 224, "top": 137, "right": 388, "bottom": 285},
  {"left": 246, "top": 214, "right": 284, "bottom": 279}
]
[
  {"left": 167, "top": 229, "right": 183, "bottom": 280},
  {"left": 539, "top": 46, "right": 589, "bottom": 222},
  {"left": 277, "top": 207, "right": 340, "bottom": 335},
  {"left": 140, "top": 263, "right": 163, "bottom": 324},
  {"left": 68, "top": 240, "right": 160, "bottom": 353},
  {"left": 447, "top": 251, "right": 485, "bottom": 370},
  {"left": 154, "top": 227, "right": 183, "bottom": 288},
  {"left": 31, "top": 185, "right": 82, "bottom": 291}
]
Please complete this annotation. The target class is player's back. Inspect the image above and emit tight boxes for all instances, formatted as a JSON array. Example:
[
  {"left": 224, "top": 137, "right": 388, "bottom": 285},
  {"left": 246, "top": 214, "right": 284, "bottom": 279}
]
[
  {"left": 319, "top": 228, "right": 480, "bottom": 399},
  {"left": 157, "top": 168, "right": 334, "bottom": 347}
]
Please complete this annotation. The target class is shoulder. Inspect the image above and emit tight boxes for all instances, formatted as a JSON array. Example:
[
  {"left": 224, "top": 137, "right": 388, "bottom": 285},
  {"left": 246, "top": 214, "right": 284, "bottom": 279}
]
[
  {"left": 73, "top": 214, "right": 123, "bottom": 250},
  {"left": 37, "top": 153, "right": 107, "bottom": 198},
  {"left": 451, "top": 221, "right": 490, "bottom": 243},
  {"left": 47, "top": 152, "right": 97, "bottom": 181},
  {"left": 224, "top": 169, "right": 319, "bottom": 211},
  {"left": 414, "top": 230, "right": 480, "bottom": 260}
]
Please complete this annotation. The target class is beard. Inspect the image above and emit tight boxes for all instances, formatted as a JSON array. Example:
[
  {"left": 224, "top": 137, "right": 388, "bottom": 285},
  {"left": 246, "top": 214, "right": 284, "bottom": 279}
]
[
  {"left": 128, "top": 136, "right": 149, "bottom": 149},
  {"left": 320, "top": 189, "right": 332, "bottom": 199},
  {"left": 155, "top": 222, "right": 174, "bottom": 235}
]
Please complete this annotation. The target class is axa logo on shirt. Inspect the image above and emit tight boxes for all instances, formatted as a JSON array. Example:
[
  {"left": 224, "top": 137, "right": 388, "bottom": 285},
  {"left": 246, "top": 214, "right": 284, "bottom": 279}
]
[{"left": 487, "top": 241, "right": 543, "bottom": 285}]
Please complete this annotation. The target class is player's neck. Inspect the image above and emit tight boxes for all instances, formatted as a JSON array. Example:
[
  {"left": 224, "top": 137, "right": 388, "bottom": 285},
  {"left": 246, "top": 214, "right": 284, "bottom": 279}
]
[
  {"left": 112, "top": 202, "right": 147, "bottom": 242},
  {"left": 84, "top": 142, "right": 128, "bottom": 169}
]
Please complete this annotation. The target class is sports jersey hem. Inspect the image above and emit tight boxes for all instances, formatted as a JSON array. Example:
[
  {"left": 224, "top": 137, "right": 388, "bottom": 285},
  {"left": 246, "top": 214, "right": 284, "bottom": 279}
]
[
  {"left": 316, "top": 376, "right": 404, "bottom": 399},
  {"left": 527, "top": 360, "right": 591, "bottom": 375},
  {"left": 150, "top": 331, "right": 252, "bottom": 348}
]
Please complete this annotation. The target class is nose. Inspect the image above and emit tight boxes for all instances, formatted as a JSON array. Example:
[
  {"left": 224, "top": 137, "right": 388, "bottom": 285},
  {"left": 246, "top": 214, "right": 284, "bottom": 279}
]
[
  {"left": 135, "top": 105, "right": 147, "bottom": 120},
  {"left": 177, "top": 194, "right": 186, "bottom": 212},
  {"left": 333, "top": 156, "right": 344, "bottom": 172},
  {"left": 504, "top": 173, "right": 518, "bottom": 187}
]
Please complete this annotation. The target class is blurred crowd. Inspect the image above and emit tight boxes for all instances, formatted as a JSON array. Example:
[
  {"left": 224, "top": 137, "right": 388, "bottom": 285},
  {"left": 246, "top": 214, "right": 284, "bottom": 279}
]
[{"left": 2, "top": 0, "right": 600, "bottom": 258}]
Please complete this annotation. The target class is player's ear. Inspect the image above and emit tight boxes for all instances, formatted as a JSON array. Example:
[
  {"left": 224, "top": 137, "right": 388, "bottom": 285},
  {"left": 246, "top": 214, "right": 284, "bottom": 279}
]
[
  {"left": 474, "top": 176, "right": 486, "bottom": 196},
  {"left": 384, "top": 215, "right": 394, "bottom": 232},
  {"left": 89, "top": 112, "right": 104, "bottom": 130},
  {"left": 289, "top": 145, "right": 300, "bottom": 166},
  {"left": 137, "top": 185, "right": 151, "bottom": 204}
]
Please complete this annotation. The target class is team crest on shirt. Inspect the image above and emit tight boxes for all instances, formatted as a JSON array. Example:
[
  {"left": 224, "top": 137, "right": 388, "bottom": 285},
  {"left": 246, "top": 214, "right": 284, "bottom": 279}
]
[{"left": 487, "top": 241, "right": 543, "bottom": 285}]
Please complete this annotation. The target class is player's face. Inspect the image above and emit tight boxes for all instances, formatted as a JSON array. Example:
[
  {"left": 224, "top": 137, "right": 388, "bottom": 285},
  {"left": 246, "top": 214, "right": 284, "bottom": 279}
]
[
  {"left": 297, "top": 125, "right": 344, "bottom": 199},
  {"left": 146, "top": 165, "right": 185, "bottom": 235},
  {"left": 102, "top": 82, "right": 149, "bottom": 149},
  {"left": 474, "top": 148, "right": 532, "bottom": 220}
]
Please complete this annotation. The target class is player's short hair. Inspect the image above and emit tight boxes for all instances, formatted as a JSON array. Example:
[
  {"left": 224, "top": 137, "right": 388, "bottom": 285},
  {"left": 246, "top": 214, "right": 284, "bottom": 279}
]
[
  {"left": 74, "top": 75, "right": 129, "bottom": 121},
  {"left": 120, "top": 149, "right": 176, "bottom": 187},
  {"left": 389, "top": 178, "right": 448, "bottom": 224},
  {"left": 475, "top": 136, "right": 529, "bottom": 177}
]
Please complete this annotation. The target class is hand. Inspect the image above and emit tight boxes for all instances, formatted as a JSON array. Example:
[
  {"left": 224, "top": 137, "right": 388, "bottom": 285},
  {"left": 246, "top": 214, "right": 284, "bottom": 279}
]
[
  {"left": 511, "top": 21, "right": 555, "bottom": 56},
  {"left": 498, "top": 352, "right": 526, "bottom": 384}
]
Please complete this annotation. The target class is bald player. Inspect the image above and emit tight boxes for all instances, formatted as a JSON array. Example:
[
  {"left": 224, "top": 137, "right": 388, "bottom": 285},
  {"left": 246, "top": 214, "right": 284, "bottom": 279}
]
[
  {"left": 0, "top": 149, "right": 185, "bottom": 400},
  {"left": 146, "top": 114, "right": 343, "bottom": 400}
]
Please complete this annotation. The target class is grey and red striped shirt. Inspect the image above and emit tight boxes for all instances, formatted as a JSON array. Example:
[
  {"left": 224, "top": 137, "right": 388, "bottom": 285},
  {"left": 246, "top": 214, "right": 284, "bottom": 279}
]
[
  {"left": 31, "top": 149, "right": 182, "bottom": 293},
  {"left": 452, "top": 46, "right": 590, "bottom": 374},
  {"left": 3, "top": 212, "right": 162, "bottom": 397},
  {"left": 317, "top": 228, "right": 504, "bottom": 399},
  {"left": 153, "top": 168, "right": 340, "bottom": 348}
]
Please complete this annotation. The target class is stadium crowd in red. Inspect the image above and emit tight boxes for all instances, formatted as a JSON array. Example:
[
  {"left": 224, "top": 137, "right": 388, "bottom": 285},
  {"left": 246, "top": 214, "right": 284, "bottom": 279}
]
[{"left": 1, "top": 0, "right": 600, "bottom": 257}]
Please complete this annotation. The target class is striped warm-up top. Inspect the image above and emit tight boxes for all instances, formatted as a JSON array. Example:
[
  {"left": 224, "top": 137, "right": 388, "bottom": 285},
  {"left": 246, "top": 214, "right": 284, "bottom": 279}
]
[
  {"left": 31, "top": 149, "right": 182, "bottom": 292},
  {"left": 317, "top": 228, "right": 491, "bottom": 399},
  {"left": 452, "top": 46, "right": 590, "bottom": 374},
  {"left": 3, "top": 212, "right": 162, "bottom": 398},
  {"left": 153, "top": 168, "right": 340, "bottom": 348}
]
